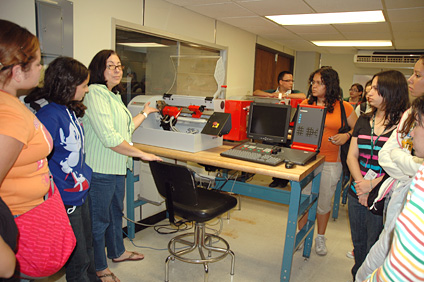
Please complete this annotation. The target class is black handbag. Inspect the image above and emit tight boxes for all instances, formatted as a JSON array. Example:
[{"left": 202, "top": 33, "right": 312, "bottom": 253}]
[{"left": 338, "top": 100, "right": 351, "bottom": 178}]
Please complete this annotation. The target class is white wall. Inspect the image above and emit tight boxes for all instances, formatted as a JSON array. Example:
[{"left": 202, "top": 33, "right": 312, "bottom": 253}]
[
  {"left": 216, "top": 21, "right": 257, "bottom": 97},
  {"left": 0, "top": 0, "right": 36, "bottom": 34},
  {"left": 294, "top": 51, "right": 321, "bottom": 94},
  {"left": 71, "top": 0, "right": 143, "bottom": 66}
]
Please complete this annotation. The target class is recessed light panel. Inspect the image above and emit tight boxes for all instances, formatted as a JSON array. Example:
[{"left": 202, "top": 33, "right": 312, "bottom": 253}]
[{"left": 266, "top": 11, "right": 385, "bottom": 25}]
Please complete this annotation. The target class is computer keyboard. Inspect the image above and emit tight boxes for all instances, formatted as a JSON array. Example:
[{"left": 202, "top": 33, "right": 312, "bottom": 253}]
[{"left": 220, "top": 142, "right": 285, "bottom": 166}]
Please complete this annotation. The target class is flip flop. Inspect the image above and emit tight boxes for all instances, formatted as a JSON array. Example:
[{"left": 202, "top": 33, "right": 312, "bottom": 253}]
[
  {"left": 112, "top": 251, "right": 144, "bottom": 263},
  {"left": 98, "top": 272, "right": 118, "bottom": 282}
]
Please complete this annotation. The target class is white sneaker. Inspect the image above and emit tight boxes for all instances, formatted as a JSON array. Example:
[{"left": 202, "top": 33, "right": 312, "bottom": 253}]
[
  {"left": 315, "top": 236, "right": 327, "bottom": 256},
  {"left": 346, "top": 250, "right": 354, "bottom": 259},
  {"left": 295, "top": 241, "right": 304, "bottom": 252}
]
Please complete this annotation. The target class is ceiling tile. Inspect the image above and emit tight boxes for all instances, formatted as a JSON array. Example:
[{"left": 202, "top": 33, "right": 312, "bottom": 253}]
[
  {"left": 333, "top": 22, "right": 390, "bottom": 33},
  {"left": 298, "top": 33, "right": 345, "bottom": 41},
  {"left": 283, "top": 25, "right": 340, "bottom": 34},
  {"left": 165, "top": 0, "right": 232, "bottom": 5},
  {"left": 384, "top": 0, "right": 424, "bottom": 9},
  {"left": 185, "top": 2, "right": 255, "bottom": 19},
  {"left": 219, "top": 15, "right": 274, "bottom": 27},
  {"left": 342, "top": 32, "right": 392, "bottom": 40},
  {"left": 391, "top": 21, "right": 424, "bottom": 32},
  {"left": 386, "top": 7, "right": 424, "bottom": 22},
  {"left": 304, "top": 0, "right": 383, "bottom": 12},
  {"left": 234, "top": 0, "right": 314, "bottom": 16}
]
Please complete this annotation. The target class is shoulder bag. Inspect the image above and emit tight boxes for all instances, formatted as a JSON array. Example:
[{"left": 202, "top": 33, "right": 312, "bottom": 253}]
[
  {"left": 338, "top": 100, "right": 351, "bottom": 178},
  {"left": 14, "top": 176, "right": 76, "bottom": 278}
]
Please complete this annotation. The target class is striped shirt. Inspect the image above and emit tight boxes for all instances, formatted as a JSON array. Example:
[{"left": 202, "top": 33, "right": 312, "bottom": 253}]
[
  {"left": 82, "top": 84, "right": 135, "bottom": 175},
  {"left": 348, "top": 115, "right": 392, "bottom": 199},
  {"left": 365, "top": 163, "right": 424, "bottom": 282}
]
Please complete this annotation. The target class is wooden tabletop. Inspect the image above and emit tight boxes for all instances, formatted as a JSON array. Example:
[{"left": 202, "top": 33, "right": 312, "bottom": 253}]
[{"left": 133, "top": 143, "right": 325, "bottom": 182}]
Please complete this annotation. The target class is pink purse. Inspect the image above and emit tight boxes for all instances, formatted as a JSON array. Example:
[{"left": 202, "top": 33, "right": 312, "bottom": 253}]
[{"left": 14, "top": 176, "right": 76, "bottom": 278}]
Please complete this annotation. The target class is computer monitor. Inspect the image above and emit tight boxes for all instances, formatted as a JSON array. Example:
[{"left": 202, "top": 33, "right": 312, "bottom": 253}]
[{"left": 246, "top": 102, "right": 291, "bottom": 143}]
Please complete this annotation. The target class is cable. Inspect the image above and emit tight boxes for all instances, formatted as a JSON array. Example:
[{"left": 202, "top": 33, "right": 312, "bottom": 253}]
[
  {"left": 123, "top": 215, "right": 194, "bottom": 235},
  {"left": 216, "top": 170, "right": 239, "bottom": 191},
  {"left": 122, "top": 229, "right": 168, "bottom": 251}
]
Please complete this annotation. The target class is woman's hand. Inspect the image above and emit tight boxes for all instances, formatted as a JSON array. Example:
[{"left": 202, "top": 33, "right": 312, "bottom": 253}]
[
  {"left": 353, "top": 179, "right": 371, "bottom": 195},
  {"left": 358, "top": 193, "right": 368, "bottom": 207},
  {"left": 139, "top": 152, "right": 163, "bottom": 162},
  {"left": 143, "top": 102, "right": 159, "bottom": 115},
  {"left": 329, "top": 132, "right": 351, "bottom": 146}
]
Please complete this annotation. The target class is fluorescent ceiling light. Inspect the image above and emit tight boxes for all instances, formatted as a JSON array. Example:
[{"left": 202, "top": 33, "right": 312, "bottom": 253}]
[
  {"left": 312, "top": 40, "right": 392, "bottom": 47},
  {"left": 117, "top": 42, "right": 168, "bottom": 48},
  {"left": 266, "top": 10, "right": 385, "bottom": 25}
]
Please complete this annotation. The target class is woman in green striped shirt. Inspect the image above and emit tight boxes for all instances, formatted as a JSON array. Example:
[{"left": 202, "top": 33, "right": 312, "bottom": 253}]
[{"left": 83, "top": 50, "right": 162, "bottom": 282}]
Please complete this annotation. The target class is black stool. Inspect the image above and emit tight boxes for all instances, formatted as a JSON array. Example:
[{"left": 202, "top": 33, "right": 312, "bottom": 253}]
[{"left": 149, "top": 161, "right": 237, "bottom": 282}]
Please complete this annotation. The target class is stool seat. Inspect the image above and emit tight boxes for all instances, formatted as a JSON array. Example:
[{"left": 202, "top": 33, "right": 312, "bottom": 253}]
[{"left": 173, "top": 188, "right": 237, "bottom": 223}]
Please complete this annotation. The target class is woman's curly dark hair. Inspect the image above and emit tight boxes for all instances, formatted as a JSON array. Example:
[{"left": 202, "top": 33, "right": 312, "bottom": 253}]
[
  {"left": 88, "top": 49, "right": 123, "bottom": 94},
  {"left": 306, "top": 66, "right": 341, "bottom": 113},
  {"left": 25, "top": 57, "right": 89, "bottom": 117},
  {"left": 365, "top": 70, "right": 410, "bottom": 129}
]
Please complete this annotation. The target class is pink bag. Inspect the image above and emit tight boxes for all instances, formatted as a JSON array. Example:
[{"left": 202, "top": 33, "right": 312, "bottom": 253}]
[{"left": 14, "top": 176, "right": 76, "bottom": 278}]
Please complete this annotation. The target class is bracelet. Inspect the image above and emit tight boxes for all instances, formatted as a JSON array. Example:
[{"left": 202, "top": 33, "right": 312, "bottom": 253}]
[
  {"left": 346, "top": 132, "right": 352, "bottom": 138},
  {"left": 140, "top": 111, "right": 148, "bottom": 118}
]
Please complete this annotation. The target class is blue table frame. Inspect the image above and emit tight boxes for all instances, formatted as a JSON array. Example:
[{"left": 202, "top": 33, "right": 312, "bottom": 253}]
[{"left": 128, "top": 143, "right": 325, "bottom": 281}]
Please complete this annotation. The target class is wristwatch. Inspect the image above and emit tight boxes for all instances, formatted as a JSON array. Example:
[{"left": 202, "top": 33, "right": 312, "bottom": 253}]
[{"left": 140, "top": 111, "right": 148, "bottom": 118}]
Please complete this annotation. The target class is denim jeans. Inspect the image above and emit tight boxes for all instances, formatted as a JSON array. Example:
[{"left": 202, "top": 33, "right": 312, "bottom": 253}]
[
  {"left": 65, "top": 200, "right": 100, "bottom": 282},
  {"left": 348, "top": 192, "right": 383, "bottom": 279},
  {"left": 88, "top": 173, "right": 126, "bottom": 271}
]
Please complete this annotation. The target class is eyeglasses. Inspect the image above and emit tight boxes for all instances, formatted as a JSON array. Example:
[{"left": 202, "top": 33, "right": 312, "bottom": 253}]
[
  {"left": 349, "top": 88, "right": 359, "bottom": 92},
  {"left": 310, "top": 80, "right": 325, "bottom": 86},
  {"left": 106, "top": 64, "right": 124, "bottom": 71},
  {"left": 282, "top": 79, "right": 294, "bottom": 82}
]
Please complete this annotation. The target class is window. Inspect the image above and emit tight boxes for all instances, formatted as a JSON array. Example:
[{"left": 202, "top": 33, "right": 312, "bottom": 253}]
[{"left": 115, "top": 26, "right": 226, "bottom": 105}]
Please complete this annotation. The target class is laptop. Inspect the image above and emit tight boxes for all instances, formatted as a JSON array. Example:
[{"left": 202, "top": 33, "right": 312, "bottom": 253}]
[{"left": 280, "top": 104, "right": 327, "bottom": 165}]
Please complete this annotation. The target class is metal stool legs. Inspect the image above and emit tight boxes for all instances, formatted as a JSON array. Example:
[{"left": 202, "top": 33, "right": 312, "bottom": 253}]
[{"left": 164, "top": 222, "right": 235, "bottom": 282}]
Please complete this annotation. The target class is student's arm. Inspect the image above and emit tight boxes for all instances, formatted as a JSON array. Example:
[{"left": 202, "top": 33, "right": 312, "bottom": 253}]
[
  {"left": 0, "top": 235, "right": 15, "bottom": 278},
  {"left": 253, "top": 89, "right": 277, "bottom": 98},
  {"left": 330, "top": 109, "right": 357, "bottom": 145},
  {"left": 288, "top": 92, "right": 306, "bottom": 99},
  {"left": 132, "top": 101, "right": 159, "bottom": 129},
  {"left": 110, "top": 141, "right": 162, "bottom": 162}
]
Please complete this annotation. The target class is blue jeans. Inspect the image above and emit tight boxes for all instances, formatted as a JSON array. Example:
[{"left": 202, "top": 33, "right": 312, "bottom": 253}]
[
  {"left": 348, "top": 192, "right": 383, "bottom": 279},
  {"left": 88, "top": 173, "right": 126, "bottom": 271},
  {"left": 65, "top": 200, "right": 99, "bottom": 282}
]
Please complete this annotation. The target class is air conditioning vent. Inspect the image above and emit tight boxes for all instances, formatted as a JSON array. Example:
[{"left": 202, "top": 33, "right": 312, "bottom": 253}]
[{"left": 354, "top": 54, "right": 420, "bottom": 69}]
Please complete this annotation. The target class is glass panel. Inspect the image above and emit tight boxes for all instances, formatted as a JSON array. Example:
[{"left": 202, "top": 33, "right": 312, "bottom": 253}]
[{"left": 115, "top": 28, "right": 223, "bottom": 105}]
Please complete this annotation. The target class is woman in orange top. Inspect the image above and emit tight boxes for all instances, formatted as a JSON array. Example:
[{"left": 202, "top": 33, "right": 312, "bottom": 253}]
[
  {"left": 0, "top": 20, "right": 52, "bottom": 216},
  {"left": 299, "top": 67, "right": 357, "bottom": 256}
]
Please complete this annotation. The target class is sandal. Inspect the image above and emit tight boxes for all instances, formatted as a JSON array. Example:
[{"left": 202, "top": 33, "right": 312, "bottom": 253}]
[
  {"left": 98, "top": 272, "right": 119, "bottom": 282},
  {"left": 112, "top": 251, "right": 144, "bottom": 263}
]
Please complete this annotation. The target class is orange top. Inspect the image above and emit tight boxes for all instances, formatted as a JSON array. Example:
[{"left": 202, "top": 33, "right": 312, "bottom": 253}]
[
  {"left": 301, "top": 99, "right": 354, "bottom": 162},
  {"left": 0, "top": 91, "right": 52, "bottom": 215}
]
